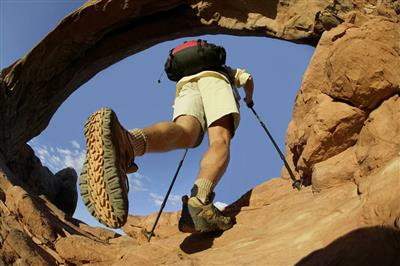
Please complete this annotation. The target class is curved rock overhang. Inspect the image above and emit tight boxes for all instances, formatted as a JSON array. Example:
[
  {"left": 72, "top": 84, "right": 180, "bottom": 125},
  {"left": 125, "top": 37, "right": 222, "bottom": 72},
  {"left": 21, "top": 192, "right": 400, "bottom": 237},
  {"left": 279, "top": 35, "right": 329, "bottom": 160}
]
[
  {"left": 0, "top": 0, "right": 334, "bottom": 159},
  {"left": 1, "top": 0, "right": 395, "bottom": 160}
]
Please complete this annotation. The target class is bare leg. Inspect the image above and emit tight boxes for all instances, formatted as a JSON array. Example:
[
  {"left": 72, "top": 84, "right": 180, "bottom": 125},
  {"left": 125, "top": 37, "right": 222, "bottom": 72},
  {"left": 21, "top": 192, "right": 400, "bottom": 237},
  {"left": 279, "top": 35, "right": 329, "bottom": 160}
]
[
  {"left": 179, "top": 114, "right": 235, "bottom": 233},
  {"left": 197, "top": 114, "right": 234, "bottom": 185},
  {"left": 142, "top": 115, "right": 202, "bottom": 152}
]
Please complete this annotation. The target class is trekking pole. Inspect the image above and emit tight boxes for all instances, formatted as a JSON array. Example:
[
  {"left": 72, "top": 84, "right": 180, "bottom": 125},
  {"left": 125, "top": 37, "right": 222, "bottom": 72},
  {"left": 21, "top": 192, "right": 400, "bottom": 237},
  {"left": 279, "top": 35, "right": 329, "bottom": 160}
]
[
  {"left": 146, "top": 148, "right": 189, "bottom": 242},
  {"left": 247, "top": 103, "right": 302, "bottom": 191}
]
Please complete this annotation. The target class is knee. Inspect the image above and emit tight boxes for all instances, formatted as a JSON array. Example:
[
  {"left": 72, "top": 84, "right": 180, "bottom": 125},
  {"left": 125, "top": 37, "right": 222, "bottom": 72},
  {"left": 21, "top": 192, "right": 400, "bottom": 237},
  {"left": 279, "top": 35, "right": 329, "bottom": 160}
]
[
  {"left": 181, "top": 127, "right": 203, "bottom": 148},
  {"left": 210, "top": 137, "right": 231, "bottom": 153},
  {"left": 175, "top": 116, "right": 203, "bottom": 148}
]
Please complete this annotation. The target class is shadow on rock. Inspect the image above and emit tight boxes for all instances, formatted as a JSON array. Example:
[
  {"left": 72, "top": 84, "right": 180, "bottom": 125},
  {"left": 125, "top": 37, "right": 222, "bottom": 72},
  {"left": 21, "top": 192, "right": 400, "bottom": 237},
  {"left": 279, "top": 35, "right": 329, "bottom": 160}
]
[
  {"left": 223, "top": 189, "right": 253, "bottom": 218},
  {"left": 180, "top": 231, "right": 223, "bottom": 254},
  {"left": 296, "top": 226, "right": 400, "bottom": 266}
]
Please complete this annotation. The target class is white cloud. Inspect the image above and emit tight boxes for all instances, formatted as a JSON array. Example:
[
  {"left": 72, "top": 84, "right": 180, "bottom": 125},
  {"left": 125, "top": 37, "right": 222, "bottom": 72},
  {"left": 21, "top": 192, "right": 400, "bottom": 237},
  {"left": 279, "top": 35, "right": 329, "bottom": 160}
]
[
  {"left": 29, "top": 139, "right": 86, "bottom": 173},
  {"left": 149, "top": 193, "right": 163, "bottom": 206},
  {"left": 168, "top": 194, "right": 182, "bottom": 206},
  {"left": 148, "top": 192, "right": 225, "bottom": 209},
  {"left": 128, "top": 172, "right": 149, "bottom": 192},
  {"left": 71, "top": 140, "right": 81, "bottom": 149},
  {"left": 149, "top": 192, "right": 182, "bottom": 207},
  {"left": 214, "top": 201, "right": 228, "bottom": 211}
]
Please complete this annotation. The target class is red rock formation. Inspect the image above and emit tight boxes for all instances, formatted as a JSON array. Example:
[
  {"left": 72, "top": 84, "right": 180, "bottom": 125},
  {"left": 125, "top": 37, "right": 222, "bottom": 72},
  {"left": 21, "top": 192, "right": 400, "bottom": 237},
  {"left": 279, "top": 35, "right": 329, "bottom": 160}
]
[
  {"left": 0, "top": 1, "right": 399, "bottom": 265},
  {"left": 285, "top": 14, "right": 399, "bottom": 188}
]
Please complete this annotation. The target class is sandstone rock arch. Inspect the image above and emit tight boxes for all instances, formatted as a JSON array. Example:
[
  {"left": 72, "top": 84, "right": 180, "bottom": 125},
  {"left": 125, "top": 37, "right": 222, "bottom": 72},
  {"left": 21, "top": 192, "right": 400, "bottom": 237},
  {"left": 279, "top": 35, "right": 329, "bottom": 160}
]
[
  {"left": 1, "top": 1, "right": 399, "bottom": 265},
  {"left": 0, "top": 0, "right": 345, "bottom": 159}
]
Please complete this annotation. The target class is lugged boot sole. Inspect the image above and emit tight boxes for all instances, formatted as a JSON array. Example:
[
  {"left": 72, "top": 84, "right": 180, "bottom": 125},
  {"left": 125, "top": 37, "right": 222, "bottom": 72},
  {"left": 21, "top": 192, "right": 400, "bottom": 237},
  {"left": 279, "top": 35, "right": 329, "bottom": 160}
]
[{"left": 79, "top": 108, "right": 129, "bottom": 228}]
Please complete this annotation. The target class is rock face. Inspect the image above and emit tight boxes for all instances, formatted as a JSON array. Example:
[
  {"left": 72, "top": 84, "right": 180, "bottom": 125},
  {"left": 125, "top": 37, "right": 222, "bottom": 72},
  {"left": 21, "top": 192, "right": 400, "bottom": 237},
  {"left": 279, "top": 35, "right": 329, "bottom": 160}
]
[
  {"left": 284, "top": 14, "right": 400, "bottom": 189},
  {"left": 7, "top": 144, "right": 78, "bottom": 216},
  {"left": 1, "top": 0, "right": 399, "bottom": 265}
]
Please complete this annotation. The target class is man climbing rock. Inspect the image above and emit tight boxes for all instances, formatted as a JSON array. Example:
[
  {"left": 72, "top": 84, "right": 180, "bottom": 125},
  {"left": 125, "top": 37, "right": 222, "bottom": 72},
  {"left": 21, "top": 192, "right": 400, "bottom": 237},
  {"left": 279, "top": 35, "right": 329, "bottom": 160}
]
[{"left": 79, "top": 40, "right": 254, "bottom": 233}]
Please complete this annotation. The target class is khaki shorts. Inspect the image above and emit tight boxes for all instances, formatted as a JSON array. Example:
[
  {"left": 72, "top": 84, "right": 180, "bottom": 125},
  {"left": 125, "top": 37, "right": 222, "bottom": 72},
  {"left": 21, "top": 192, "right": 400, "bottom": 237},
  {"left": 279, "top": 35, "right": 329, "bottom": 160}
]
[{"left": 173, "top": 76, "right": 240, "bottom": 134}]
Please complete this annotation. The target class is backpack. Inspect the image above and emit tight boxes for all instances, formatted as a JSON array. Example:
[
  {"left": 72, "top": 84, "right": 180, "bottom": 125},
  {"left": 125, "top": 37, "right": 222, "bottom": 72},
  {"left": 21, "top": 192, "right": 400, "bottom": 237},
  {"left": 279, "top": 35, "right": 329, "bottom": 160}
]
[{"left": 164, "top": 39, "right": 226, "bottom": 82}]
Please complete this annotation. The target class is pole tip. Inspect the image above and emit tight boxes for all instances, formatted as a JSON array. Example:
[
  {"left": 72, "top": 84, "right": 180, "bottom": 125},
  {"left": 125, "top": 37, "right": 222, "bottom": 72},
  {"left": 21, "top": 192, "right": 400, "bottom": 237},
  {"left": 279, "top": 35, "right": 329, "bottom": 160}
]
[
  {"left": 292, "top": 180, "right": 302, "bottom": 191},
  {"left": 146, "top": 231, "right": 154, "bottom": 242}
]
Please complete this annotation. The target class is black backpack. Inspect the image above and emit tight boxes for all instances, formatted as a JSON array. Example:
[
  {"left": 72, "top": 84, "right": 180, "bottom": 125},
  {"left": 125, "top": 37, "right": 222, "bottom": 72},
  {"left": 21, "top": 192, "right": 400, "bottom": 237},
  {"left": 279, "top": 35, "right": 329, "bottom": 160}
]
[{"left": 164, "top": 39, "right": 226, "bottom": 82}]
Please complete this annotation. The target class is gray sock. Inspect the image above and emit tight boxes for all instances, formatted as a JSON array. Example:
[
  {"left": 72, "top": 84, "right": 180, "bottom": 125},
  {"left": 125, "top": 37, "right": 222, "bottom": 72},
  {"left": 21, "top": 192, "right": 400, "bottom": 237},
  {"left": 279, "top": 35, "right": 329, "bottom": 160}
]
[
  {"left": 129, "top": 128, "right": 147, "bottom": 156},
  {"left": 191, "top": 178, "right": 215, "bottom": 204}
]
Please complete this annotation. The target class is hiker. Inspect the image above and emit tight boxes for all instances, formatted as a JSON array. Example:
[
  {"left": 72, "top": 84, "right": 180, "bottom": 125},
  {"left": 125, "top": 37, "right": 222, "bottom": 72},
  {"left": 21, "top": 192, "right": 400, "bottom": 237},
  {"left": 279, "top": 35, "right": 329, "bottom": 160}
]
[{"left": 79, "top": 40, "right": 254, "bottom": 233}]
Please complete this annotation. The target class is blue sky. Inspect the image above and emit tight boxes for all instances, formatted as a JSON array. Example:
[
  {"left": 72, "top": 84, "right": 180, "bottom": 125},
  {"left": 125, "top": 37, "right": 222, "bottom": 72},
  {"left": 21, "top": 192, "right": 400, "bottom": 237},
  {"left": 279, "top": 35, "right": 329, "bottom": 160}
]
[{"left": 1, "top": 1, "right": 315, "bottom": 230}]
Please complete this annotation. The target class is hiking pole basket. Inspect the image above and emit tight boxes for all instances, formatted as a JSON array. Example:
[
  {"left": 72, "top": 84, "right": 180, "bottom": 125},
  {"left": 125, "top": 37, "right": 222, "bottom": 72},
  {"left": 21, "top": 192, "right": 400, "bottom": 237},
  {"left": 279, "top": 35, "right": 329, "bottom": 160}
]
[
  {"left": 248, "top": 105, "right": 302, "bottom": 191},
  {"left": 146, "top": 149, "right": 189, "bottom": 242}
]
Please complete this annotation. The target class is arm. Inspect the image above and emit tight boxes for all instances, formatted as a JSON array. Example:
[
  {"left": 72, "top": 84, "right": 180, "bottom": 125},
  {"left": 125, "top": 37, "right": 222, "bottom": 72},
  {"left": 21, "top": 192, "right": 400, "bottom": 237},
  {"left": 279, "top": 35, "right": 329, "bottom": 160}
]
[
  {"left": 226, "top": 66, "right": 255, "bottom": 107},
  {"left": 243, "top": 75, "right": 254, "bottom": 107}
]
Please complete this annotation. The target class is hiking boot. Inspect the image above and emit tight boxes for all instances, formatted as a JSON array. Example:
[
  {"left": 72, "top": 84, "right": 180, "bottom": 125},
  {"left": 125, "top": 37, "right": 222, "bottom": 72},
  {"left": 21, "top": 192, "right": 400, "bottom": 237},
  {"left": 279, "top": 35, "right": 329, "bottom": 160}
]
[
  {"left": 79, "top": 107, "right": 137, "bottom": 228},
  {"left": 178, "top": 195, "right": 235, "bottom": 233}
]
